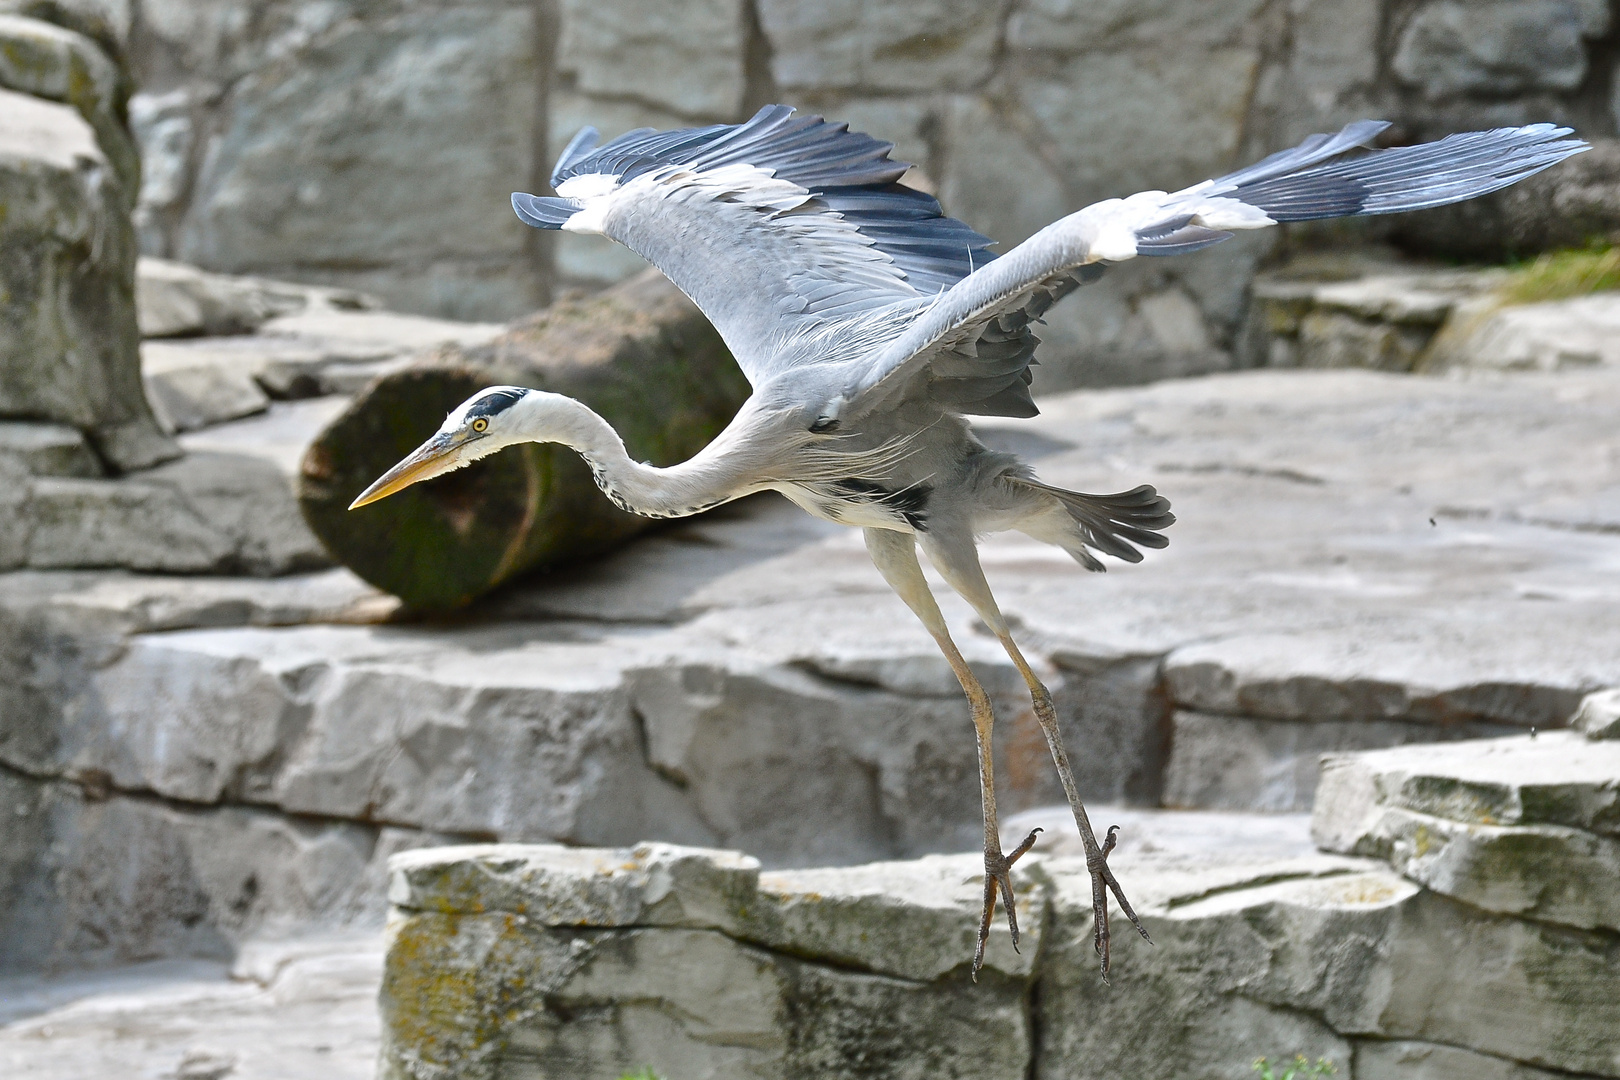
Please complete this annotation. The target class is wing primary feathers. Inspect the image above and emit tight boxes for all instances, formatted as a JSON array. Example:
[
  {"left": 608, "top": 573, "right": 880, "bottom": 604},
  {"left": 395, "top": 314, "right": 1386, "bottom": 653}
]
[
  {"left": 551, "top": 126, "right": 602, "bottom": 186},
  {"left": 1223, "top": 124, "right": 1586, "bottom": 222},
  {"left": 511, "top": 192, "right": 582, "bottom": 228}
]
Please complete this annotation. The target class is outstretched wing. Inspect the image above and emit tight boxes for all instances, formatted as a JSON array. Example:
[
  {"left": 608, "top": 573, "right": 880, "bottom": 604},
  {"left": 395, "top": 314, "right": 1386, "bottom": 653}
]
[
  {"left": 829, "top": 122, "right": 1588, "bottom": 422},
  {"left": 511, "top": 105, "right": 997, "bottom": 386}
]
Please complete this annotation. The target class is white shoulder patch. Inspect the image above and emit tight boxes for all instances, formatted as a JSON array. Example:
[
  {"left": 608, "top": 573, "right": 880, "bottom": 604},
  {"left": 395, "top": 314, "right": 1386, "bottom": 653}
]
[{"left": 555, "top": 173, "right": 620, "bottom": 199}]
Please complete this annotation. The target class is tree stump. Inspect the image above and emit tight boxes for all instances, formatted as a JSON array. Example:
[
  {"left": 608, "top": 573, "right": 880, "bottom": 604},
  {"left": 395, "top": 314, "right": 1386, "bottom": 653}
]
[{"left": 297, "top": 271, "right": 751, "bottom": 610}]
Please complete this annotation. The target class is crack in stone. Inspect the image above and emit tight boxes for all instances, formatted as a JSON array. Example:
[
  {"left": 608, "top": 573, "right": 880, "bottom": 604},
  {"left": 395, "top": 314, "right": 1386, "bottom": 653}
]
[{"left": 1161, "top": 865, "right": 1363, "bottom": 911}]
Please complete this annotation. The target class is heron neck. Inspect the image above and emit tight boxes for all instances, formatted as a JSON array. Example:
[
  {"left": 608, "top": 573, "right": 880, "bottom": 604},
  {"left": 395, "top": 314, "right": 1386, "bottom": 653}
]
[{"left": 524, "top": 395, "right": 747, "bottom": 518}]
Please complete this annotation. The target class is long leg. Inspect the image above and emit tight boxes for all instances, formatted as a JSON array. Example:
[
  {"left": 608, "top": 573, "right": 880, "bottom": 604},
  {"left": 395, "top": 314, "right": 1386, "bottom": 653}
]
[
  {"left": 863, "top": 527, "right": 1041, "bottom": 977},
  {"left": 918, "top": 531, "right": 1150, "bottom": 978}
]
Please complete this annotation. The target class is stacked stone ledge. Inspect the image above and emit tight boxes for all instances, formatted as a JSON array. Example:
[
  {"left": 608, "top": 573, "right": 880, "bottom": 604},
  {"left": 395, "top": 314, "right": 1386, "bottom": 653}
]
[
  {"left": 379, "top": 723, "right": 1620, "bottom": 1079},
  {"left": 0, "top": 79, "right": 173, "bottom": 473},
  {"left": 1313, "top": 727, "right": 1620, "bottom": 934}
]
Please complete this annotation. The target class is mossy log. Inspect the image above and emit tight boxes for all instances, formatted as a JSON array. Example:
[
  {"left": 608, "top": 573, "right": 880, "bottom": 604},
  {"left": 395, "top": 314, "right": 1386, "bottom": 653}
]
[{"left": 297, "top": 271, "right": 751, "bottom": 610}]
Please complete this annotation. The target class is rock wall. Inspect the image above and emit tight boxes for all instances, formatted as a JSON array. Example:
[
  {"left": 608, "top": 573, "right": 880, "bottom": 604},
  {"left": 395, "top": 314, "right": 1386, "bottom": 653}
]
[
  {"left": 121, "top": 0, "right": 1620, "bottom": 381},
  {"left": 377, "top": 724, "right": 1620, "bottom": 1080}
]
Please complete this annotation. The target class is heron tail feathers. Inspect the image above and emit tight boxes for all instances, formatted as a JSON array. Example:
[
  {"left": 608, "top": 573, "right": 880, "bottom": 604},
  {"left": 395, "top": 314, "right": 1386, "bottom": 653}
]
[{"left": 1017, "top": 480, "right": 1174, "bottom": 572}]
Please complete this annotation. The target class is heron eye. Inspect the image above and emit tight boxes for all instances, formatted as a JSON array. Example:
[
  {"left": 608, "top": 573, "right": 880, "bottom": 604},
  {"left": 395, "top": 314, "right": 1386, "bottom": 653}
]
[{"left": 471, "top": 417, "right": 489, "bottom": 433}]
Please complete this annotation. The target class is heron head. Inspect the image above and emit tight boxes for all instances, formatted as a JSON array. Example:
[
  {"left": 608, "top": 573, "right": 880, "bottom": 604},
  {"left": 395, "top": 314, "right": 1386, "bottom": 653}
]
[{"left": 348, "top": 385, "right": 538, "bottom": 509}]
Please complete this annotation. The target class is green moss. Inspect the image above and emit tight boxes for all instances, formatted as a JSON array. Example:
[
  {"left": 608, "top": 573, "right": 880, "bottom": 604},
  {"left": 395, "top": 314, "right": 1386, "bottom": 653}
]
[
  {"left": 1254, "top": 1055, "right": 1336, "bottom": 1080},
  {"left": 1501, "top": 244, "right": 1620, "bottom": 305}
]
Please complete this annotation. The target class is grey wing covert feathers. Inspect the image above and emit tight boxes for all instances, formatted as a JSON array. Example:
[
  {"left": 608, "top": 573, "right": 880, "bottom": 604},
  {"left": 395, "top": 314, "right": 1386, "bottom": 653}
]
[
  {"left": 512, "top": 105, "right": 1588, "bottom": 427},
  {"left": 511, "top": 104, "right": 1056, "bottom": 419}
]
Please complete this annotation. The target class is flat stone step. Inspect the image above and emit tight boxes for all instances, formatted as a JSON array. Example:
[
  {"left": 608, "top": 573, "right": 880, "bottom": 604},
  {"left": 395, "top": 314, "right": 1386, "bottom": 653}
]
[
  {"left": 1313, "top": 733, "right": 1620, "bottom": 931},
  {"left": 0, "top": 934, "right": 382, "bottom": 1080}
]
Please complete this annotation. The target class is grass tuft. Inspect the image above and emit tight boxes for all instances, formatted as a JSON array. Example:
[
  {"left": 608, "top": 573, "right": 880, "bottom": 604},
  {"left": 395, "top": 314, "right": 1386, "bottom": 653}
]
[
  {"left": 1501, "top": 244, "right": 1620, "bottom": 305},
  {"left": 1254, "top": 1055, "right": 1336, "bottom": 1080}
]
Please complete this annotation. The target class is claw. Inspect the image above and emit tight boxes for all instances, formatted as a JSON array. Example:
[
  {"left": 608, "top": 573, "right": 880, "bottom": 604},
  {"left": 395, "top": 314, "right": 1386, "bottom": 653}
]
[
  {"left": 972, "top": 828, "right": 1043, "bottom": 981},
  {"left": 1086, "top": 825, "right": 1152, "bottom": 978}
]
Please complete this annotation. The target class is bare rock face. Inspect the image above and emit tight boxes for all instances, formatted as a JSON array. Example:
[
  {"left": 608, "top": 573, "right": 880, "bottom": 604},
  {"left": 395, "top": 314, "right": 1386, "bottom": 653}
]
[
  {"left": 379, "top": 843, "right": 1038, "bottom": 1080},
  {"left": 0, "top": 88, "right": 177, "bottom": 471},
  {"left": 0, "top": 772, "right": 451, "bottom": 971},
  {"left": 140, "top": 0, "right": 551, "bottom": 322},
  {"left": 1391, "top": 0, "right": 1606, "bottom": 99},
  {"left": 379, "top": 838, "right": 1620, "bottom": 1079},
  {"left": 1313, "top": 733, "right": 1620, "bottom": 933}
]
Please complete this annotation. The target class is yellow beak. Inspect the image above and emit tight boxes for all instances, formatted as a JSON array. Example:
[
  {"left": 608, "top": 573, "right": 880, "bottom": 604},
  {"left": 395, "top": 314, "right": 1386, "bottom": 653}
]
[{"left": 348, "top": 434, "right": 464, "bottom": 509}]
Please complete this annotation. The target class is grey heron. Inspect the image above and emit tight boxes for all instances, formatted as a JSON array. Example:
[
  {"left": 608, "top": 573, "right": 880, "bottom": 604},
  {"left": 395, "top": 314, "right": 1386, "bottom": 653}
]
[{"left": 351, "top": 105, "right": 1585, "bottom": 977}]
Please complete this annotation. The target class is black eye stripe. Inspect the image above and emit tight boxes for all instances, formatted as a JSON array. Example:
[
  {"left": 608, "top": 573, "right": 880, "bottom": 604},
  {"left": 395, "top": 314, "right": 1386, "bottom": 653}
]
[{"left": 465, "top": 388, "right": 526, "bottom": 419}]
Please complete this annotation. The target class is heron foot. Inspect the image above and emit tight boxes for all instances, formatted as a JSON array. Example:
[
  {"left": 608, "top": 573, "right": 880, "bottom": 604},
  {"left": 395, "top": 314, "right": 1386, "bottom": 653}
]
[
  {"left": 973, "top": 827, "right": 1042, "bottom": 980},
  {"left": 1085, "top": 824, "right": 1152, "bottom": 981}
]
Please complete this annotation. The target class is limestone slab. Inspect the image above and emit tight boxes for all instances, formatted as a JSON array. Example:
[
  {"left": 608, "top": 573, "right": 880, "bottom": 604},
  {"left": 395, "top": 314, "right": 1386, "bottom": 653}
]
[
  {"left": 257, "top": 308, "right": 502, "bottom": 360},
  {"left": 1346, "top": 806, "right": 1620, "bottom": 932},
  {"left": 0, "top": 777, "right": 448, "bottom": 971},
  {"left": 142, "top": 340, "right": 272, "bottom": 432},
  {"left": 0, "top": 566, "right": 392, "bottom": 636},
  {"left": 1163, "top": 630, "right": 1597, "bottom": 729},
  {"left": 1435, "top": 294, "right": 1620, "bottom": 372},
  {"left": 1575, "top": 688, "right": 1620, "bottom": 740},
  {"left": 28, "top": 612, "right": 1061, "bottom": 863},
  {"left": 1039, "top": 856, "right": 1620, "bottom": 1079},
  {"left": 0, "top": 421, "right": 101, "bottom": 477},
  {"left": 1313, "top": 732, "right": 1620, "bottom": 841},
  {"left": 135, "top": 256, "right": 331, "bottom": 339},
  {"left": 22, "top": 451, "right": 327, "bottom": 575}
]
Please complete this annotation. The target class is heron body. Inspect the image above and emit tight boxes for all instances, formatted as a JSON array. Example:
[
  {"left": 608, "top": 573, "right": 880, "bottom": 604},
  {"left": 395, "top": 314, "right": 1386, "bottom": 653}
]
[{"left": 352, "top": 105, "right": 1587, "bottom": 977}]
